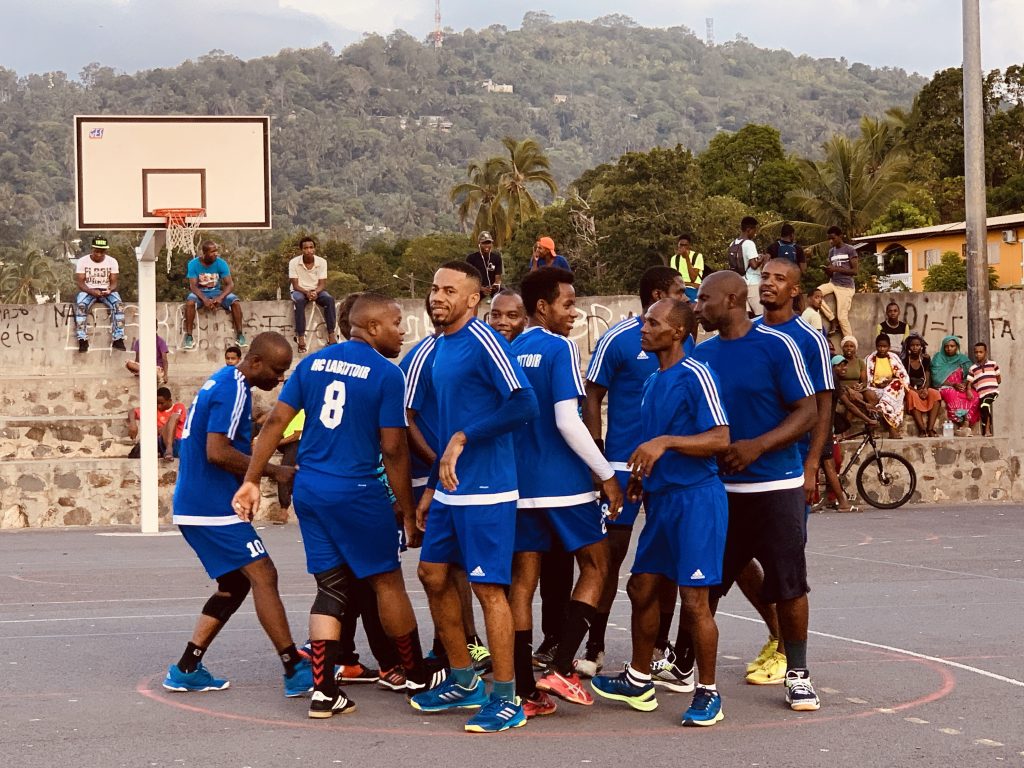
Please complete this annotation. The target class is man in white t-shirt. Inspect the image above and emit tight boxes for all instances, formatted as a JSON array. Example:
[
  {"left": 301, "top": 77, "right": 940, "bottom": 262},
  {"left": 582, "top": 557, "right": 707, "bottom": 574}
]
[
  {"left": 730, "top": 216, "right": 767, "bottom": 318},
  {"left": 74, "top": 236, "right": 126, "bottom": 354},
  {"left": 288, "top": 236, "right": 338, "bottom": 353}
]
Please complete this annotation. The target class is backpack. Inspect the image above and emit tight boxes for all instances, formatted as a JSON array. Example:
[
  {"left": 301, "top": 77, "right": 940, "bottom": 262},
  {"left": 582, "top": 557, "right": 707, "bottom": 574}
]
[
  {"left": 775, "top": 240, "right": 798, "bottom": 262},
  {"left": 727, "top": 238, "right": 747, "bottom": 275}
]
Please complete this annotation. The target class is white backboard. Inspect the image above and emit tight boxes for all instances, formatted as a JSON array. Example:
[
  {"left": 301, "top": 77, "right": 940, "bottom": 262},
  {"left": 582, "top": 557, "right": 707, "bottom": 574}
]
[{"left": 74, "top": 116, "right": 271, "bottom": 230}]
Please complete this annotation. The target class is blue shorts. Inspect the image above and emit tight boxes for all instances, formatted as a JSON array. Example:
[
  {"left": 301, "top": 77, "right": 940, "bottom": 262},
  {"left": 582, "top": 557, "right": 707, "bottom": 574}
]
[
  {"left": 187, "top": 291, "right": 239, "bottom": 310},
  {"left": 179, "top": 521, "right": 267, "bottom": 579},
  {"left": 420, "top": 500, "right": 516, "bottom": 585},
  {"left": 292, "top": 473, "right": 402, "bottom": 579},
  {"left": 606, "top": 469, "right": 643, "bottom": 528},
  {"left": 632, "top": 483, "right": 727, "bottom": 586},
  {"left": 514, "top": 500, "right": 606, "bottom": 554}
]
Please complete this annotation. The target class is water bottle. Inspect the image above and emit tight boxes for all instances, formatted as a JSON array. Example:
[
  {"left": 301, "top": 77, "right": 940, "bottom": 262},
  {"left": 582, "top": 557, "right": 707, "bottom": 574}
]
[{"left": 942, "top": 419, "right": 954, "bottom": 438}]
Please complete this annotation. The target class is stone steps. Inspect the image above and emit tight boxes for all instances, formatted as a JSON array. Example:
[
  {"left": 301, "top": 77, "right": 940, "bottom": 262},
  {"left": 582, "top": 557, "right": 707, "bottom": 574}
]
[{"left": 0, "top": 416, "right": 133, "bottom": 459}]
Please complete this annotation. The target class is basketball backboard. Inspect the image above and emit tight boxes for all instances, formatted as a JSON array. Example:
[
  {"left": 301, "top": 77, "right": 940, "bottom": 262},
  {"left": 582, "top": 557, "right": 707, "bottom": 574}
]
[{"left": 74, "top": 115, "right": 271, "bottom": 230}]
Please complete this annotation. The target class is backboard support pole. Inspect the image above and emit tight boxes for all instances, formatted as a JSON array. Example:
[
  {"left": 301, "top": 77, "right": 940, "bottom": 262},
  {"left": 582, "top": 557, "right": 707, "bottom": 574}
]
[{"left": 136, "top": 229, "right": 165, "bottom": 534}]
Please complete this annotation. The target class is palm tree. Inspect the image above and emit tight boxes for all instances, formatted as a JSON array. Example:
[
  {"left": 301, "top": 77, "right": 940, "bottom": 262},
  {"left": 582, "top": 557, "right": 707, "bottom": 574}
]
[
  {"left": 495, "top": 137, "right": 558, "bottom": 244},
  {"left": 450, "top": 156, "right": 509, "bottom": 243},
  {"left": 0, "top": 251, "right": 58, "bottom": 304}
]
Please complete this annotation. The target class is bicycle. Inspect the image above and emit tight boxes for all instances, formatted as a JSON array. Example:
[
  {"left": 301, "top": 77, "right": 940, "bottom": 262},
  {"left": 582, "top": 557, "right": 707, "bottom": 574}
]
[{"left": 828, "top": 425, "right": 917, "bottom": 509}]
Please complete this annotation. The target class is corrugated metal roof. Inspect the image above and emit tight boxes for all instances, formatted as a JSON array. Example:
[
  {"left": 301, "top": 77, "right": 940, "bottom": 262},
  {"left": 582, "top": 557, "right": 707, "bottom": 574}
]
[{"left": 854, "top": 212, "right": 1024, "bottom": 243}]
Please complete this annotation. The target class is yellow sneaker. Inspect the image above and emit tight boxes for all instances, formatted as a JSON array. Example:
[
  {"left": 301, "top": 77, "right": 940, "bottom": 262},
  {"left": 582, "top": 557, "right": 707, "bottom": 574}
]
[
  {"left": 745, "top": 651, "right": 787, "bottom": 685},
  {"left": 745, "top": 638, "right": 779, "bottom": 674}
]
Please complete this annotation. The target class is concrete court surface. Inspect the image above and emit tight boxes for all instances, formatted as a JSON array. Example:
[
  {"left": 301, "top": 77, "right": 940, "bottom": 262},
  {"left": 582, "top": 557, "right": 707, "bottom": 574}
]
[{"left": 1, "top": 503, "right": 1022, "bottom": 768}]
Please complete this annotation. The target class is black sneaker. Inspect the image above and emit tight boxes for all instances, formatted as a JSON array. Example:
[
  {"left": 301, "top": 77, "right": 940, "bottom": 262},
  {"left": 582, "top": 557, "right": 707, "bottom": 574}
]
[
  {"left": 78, "top": 339, "right": 89, "bottom": 353},
  {"left": 112, "top": 338, "right": 126, "bottom": 351},
  {"left": 307, "top": 690, "right": 356, "bottom": 719},
  {"left": 532, "top": 636, "right": 558, "bottom": 670}
]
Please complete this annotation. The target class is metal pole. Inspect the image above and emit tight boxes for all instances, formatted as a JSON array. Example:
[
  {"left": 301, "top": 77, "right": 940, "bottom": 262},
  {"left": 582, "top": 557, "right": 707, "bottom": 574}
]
[
  {"left": 962, "top": 0, "right": 991, "bottom": 349},
  {"left": 136, "top": 229, "right": 165, "bottom": 533}
]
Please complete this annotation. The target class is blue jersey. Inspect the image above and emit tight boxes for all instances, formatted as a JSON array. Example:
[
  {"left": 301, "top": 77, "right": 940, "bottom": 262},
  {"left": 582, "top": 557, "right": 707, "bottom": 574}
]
[
  {"left": 690, "top": 324, "right": 814, "bottom": 492},
  {"left": 431, "top": 317, "right": 531, "bottom": 505},
  {"left": 173, "top": 365, "right": 252, "bottom": 524},
  {"left": 399, "top": 334, "right": 440, "bottom": 482},
  {"left": 754, "top": 315, "right": 834, "bottom": 393},
  {"left": 640, "top": 358, "right": 729, "bottom": 494},
  {"left": 586, "top": 317, "right": 695, "bottom": 468},
  {"left": 278, "top": 339, "right": 407, "bottom": 482},
  {"left": 511, "top": 327, "right": 593, "bottom": 507}
]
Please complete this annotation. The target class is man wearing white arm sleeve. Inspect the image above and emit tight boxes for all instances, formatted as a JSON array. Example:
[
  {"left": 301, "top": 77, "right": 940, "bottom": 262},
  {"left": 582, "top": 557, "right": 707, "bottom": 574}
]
[{"left": 554, "top": 399, "right": 614, "bottom": 480}]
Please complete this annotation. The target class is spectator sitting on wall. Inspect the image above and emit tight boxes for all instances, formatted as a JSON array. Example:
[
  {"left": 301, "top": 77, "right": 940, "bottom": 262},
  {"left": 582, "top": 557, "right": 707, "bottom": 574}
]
[
  {"left": 128, "top": 387, "right": 187, "bottom": 460},
  {"left": 182, "top": 241, "right": 247, "bottom": 351},
  {"left": 530, "top": 236, "right": 571, "bottom": 272},
  {"left": 225, "top": 346, "right": 242, "bottom": 367},
  {"left": 126, "top": 334, "right": 169, "bottom": 383},
  {"left": 74, "top": 236, "right": 126, "bottom": 354},
  {"left": 288, "top": 236, "right": 338, "bottom": 354}
]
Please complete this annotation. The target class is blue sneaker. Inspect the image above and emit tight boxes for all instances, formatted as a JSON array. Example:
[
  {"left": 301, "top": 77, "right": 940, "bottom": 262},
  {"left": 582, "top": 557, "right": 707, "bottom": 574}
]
[
  {"left": 681, "top": 687, "right": 724, "bottom": 727},
  {"left": 464, "top": 696, "right": 526, "bottom": 733},
  {"left": 591, "top": 670, "right": 658, "bottom": 712},
  {"left": 284, "top": 658, "right": 314, "bottom": 698},
  {"left": 162, "top": 663, "right": 229, "bottom": 692},
  {"left": 409, "top": 675, "right": 487, "bottom": 712}
]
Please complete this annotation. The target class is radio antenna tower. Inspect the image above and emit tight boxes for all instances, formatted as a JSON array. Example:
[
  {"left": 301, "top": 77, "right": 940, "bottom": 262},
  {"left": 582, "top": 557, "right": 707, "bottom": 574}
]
[
  {"left": 706, "top": 17, "right": 714, "bottom": 46},
  {"left": 433, "top": 0, "right": 443, "bottom": 48}
]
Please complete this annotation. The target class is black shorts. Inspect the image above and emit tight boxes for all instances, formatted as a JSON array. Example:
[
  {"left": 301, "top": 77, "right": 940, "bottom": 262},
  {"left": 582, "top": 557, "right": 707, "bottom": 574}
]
[{"left": 712, "top": 487, "right": 809, "bottom": 604}]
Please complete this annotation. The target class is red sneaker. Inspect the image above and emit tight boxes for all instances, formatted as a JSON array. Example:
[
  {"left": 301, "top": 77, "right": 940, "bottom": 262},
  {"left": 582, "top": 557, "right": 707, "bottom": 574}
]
[
  {"left": 523, "top": 690, "right": 558, "bottom": 718},
  {"left": 336, "top": 663, "right": 379, "bottom": 684},
  {"left": 536, "top": 670, "right": 594, "bottom": 706}
]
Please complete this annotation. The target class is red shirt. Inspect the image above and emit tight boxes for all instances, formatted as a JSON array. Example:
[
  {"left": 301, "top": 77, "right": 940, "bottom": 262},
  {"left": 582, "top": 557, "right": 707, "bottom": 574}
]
[{"left": 134, "top": 403, "right": 187, "bottom": 440}]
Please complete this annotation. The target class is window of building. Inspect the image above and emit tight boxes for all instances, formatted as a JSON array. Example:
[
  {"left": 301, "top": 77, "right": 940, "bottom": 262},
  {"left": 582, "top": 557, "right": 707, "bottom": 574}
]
[{"left": 988, "top": 241, "right": 1001, "bottom": 265}]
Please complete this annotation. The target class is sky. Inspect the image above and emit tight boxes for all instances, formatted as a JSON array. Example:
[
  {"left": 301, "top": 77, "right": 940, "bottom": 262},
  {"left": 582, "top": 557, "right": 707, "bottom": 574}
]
[{"left": 3, "top": 0, "right": 1020, "bottom": 79}]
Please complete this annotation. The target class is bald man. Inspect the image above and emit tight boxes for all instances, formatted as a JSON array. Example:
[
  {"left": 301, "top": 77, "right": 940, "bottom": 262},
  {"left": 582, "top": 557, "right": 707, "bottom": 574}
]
[
  {"left": 165, "top": 332, "right": 312, "bottom": 700},
  {"left": 235, "top": 294, "right": 443, "bottom": 719}
]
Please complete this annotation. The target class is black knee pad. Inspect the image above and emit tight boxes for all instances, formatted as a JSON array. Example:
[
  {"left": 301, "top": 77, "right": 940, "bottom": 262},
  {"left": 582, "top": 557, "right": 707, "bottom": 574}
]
[
  {"left": 311, "top": 565, "right": 355, "bottom": 621},
  {"left": 201, "top": 569, "right": 251, "bottom": 622}
]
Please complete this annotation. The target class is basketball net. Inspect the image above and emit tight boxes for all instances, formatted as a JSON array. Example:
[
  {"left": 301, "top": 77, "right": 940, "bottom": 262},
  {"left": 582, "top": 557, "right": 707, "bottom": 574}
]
[{"left": 153, "top": 208, "right": 205, "bottom": 272}]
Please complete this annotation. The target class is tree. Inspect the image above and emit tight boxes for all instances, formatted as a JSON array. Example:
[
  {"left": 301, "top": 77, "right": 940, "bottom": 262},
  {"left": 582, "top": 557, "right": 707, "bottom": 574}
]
[
  {"left": 497, "top": 137, "right": 558, "bottom": 244},
  {"left": 450, "top": 157, "right": 508, "bottom": 244},
  {"left": 0, "top": 251, "right": 58, "bottom": 303},
  {"left": 698, "top": 125, "right": 801, "bottom": 212},
  {"left": 922, "top": 251, "right": 998, "bottom": 292}
]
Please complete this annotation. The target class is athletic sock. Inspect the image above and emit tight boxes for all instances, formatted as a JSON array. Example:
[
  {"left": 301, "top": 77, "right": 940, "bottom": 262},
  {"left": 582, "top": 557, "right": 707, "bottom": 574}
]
[
  {"left": 674, "top": 625, "right": 695, "bottom": 673},
  {"left": 491, "top": 679, "right": 515, "bottom": 702},
  {"left": 177, "top": 642, "right": 206, "bottom": 674},
  {"left": 451, "top": 665, "right": 476, "bottom": 688},
  {"left": 431, "top": 635, "right": 446, "bottom": 658},
  {"left": 588, "top": 611, "right": 609, "bottom": 651},
  {"left": 552, "top": 600, "right": 597, "bottom": 675},
  {"left": 655, "top": 611, "right": 673, "bottom": 652},
  {"left": 625, "top": 663, "right": 651, "bottom": 687},
  {"left": 311, "top": 639, "right": 340, "bottom": 698},
  {"left": 514, "top": 630, "right": 536, "bottom": 698},
  {"left": 784, "top": 639, "right": 807, "bottom": 671},
  {"left": 277, "top": 643, "right": 300, "bottom": 677},
  {"left": 697, "top": 683, "right": 718, "bottom": 692},
  {"left": 393, "top": 629, "right": 426, "bottom": 683}
]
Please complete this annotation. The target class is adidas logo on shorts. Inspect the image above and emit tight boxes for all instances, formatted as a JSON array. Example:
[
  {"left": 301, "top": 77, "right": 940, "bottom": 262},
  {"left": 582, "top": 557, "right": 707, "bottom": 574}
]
[
  {"left": 690, "top": 569, "right": 705, "bottom": 580},
  {"left": 470, "top": 565, "right": 486, "bottom": 577}
]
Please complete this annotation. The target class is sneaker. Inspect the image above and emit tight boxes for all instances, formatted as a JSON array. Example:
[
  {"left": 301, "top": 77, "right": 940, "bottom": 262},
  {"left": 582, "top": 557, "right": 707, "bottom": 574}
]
[
  {"left": 468, "top": 640, "right": 493, "bottom": 675},
  {"left": 652, "top": 648, "right": 695, "bottom": 693},
  {"left": 337, "top": 662, "right": 379, "bottom": 684},
  {"left": 162, "top": 662, "right": 229, "bottom": 692},
  {"left": 681, "top": 687, "right": 724, "bottom": 727},
  {"left": 111, "top": 338, "right": 126, "bottom": 351},
  {"left": 78, "top": 339, "right": 89, "bottom": 353},
  {"left": 182, "top": 334, "right": 195, "bottom": 351},
  {"left": 745, "top": 651, "right": 787, "bottom": 685},
  {"left": 284, "top": 658, "right": 314, "bottom": 697},
  {"left": 574, "top": 648, "right": 605, "bottom": 678},
  {"left": 297, "top": 642, "right": 312, "bottom": 661},
  {"left": 522, "top": 690, "right": 557, "bottom": 718},
  {"left": 536, "top": 670, "right": 593, "bottom": 706},
  {"left": 464, "top": 696, "right": 526, "bottom": 733},
  {"left": 532, "top": 637, "right": 557, "bottom": 670},
  {"left": 785, "top": 669, "right": 821, "bottom": 711},
  {"left": 308, "top": 689, "right": 356, "bottom": 719},
  {"left": 236, "top": 333, "right": 248, "bottom": 347},
  {"left": 590, "top": 670, "right": 658, "bottom": 712},
  {"left": 409, "top": 675, "right": 487, "bottom": 712},
  {"left": 746, "top": 638, "right": 779, "bottom": 673},
  {"left": 405, "top": 658, "right": 449, "bottom": 694},
  {"left": 377, "top": 666, "right": 408, "bottom": 692}
]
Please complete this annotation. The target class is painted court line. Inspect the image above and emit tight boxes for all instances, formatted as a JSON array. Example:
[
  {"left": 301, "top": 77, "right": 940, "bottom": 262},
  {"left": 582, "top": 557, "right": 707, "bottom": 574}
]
[
  {"left": 718, "top": 611, "right": 1024, "bottom": 689},
  {"left": 805, "top": 550, "right": 1024, "bottom": 585}
]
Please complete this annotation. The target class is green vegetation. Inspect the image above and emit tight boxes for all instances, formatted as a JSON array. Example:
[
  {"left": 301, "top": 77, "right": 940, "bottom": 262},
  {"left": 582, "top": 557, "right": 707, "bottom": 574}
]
[{"left": 922, "top": 251, "right": 999, "bottom": 292}]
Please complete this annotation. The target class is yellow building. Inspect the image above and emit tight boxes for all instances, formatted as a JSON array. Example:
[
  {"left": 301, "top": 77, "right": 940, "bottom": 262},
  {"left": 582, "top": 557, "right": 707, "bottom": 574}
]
[{"left": 855, "top": 212, "right": 1024, "bottom": 291}]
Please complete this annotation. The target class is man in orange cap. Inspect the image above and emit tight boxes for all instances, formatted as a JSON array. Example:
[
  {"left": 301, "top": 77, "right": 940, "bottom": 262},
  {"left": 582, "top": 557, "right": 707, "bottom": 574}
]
[{"left": 530, "top": 236, "right": 571, "bottom": 272}]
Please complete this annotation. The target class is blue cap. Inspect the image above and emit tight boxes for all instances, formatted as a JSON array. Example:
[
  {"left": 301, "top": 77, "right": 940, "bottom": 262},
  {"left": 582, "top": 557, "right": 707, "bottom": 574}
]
[{"left": 831, "top": 354, "right": 846, "bottom": 366}]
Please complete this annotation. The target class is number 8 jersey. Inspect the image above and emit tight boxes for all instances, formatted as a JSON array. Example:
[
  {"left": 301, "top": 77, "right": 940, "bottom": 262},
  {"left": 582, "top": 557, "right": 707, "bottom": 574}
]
[{"left": 278, "top": 339, "right": 408, "bottom": 481}]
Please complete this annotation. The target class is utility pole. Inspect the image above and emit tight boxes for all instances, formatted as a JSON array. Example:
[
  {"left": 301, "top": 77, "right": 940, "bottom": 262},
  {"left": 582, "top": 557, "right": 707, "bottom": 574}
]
[{"left": 962, "top": 0, "right": 990, "bottom": 349}]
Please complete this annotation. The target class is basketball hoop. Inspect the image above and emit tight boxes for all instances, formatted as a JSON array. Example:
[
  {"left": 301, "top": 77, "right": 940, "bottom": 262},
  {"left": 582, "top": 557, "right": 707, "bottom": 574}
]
[{"left": 153, "top": 207, "right": 205, "bottom": 270}]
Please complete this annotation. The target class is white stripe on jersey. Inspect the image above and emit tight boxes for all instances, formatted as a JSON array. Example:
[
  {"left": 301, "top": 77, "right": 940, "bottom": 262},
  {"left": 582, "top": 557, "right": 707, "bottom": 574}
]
[
  {"left": 517, "top": 490, "right": 599, "bottom": 509},
  {"left": 724, "top": 475, "right": 805, "bottom": 493},
  {"left": 468, "top": 320, "right": 520, "bottom": 392},
  {"left": 586, "top": 316, "right": 639, "bottom": 381},
  {"left": 681, "top": 358, "right": 729, "bottom": 426},
  {"left": 173, "top": 514, "right": 246, "bottom": 526},
  {"left": 754, "top": 324, "right": 815, "bottom": 397},
  {"left": 404, "top": 335, "right": 437, "bottom": 409},
  {"left": 433, "top": 488, "right": 519, "bottom": 505},
  {"left": 226, "top": 370, "right": 247, "bottom": 440},
  {"left": 541, "top": 328, "right": 586, "bottom": 396},
  {"left": 793, "top": 316, "right": 835, "bottom": 389}
]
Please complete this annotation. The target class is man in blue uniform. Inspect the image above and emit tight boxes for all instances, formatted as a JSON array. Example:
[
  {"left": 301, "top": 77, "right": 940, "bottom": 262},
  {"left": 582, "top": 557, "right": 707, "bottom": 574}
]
[
  {"left": 581, "top": 266, "right": 687, "bottom": 676},
  {"left": 591, "top": 298, "right": 729, "bottom": 726},
  {"left": 164, "top": 332, "right": 312, "bottom": 699},
  {"left": 505, "top": 268, "right": 622, "bottom": 718},
  {"left": 410, "top": 261, "right": 539, "bottom": 734},
  {"left": 234, "top": 294, "right": 441, "bottom": 719},
  {"left": 690, "top": 271, "right": 821, "bottom": 713}
]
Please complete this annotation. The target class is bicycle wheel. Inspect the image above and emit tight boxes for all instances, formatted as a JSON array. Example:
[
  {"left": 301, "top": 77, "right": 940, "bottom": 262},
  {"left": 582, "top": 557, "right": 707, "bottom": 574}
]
[{"left": 855, "top": 451, "right": 917, "bottom": 509}]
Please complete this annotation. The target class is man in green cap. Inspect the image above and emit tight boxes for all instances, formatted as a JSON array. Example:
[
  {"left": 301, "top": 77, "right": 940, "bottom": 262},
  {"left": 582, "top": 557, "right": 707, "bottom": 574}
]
[{"left": 74, "top": 236, "right": 126, "bottom": 353}]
